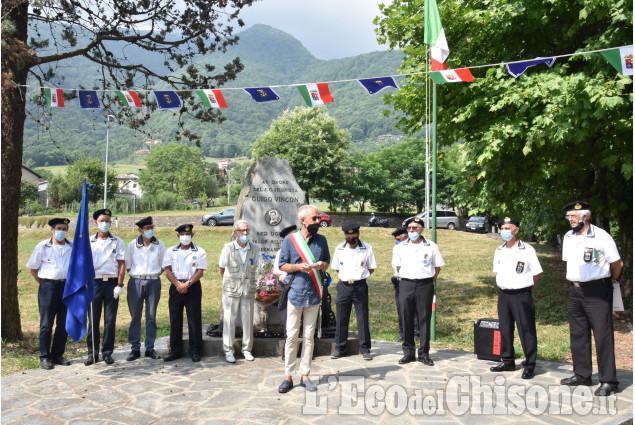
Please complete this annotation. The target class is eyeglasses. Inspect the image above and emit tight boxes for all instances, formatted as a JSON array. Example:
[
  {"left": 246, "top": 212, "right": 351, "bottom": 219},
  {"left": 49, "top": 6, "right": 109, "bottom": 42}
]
[
  {"left": 236, "top": 228, "right": 250, "bottom": 234},
  {"left": 306, "top": 216, "right": 320, "bottom": 222},
  {"left": 407, "top": 226, "right": 421, "bottom": 231}
]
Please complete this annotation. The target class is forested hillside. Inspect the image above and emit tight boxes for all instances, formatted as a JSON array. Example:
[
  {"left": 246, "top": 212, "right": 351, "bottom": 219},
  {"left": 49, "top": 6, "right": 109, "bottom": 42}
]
[{"left": 23, "top": 25, "right": 404, "bottom": 167}]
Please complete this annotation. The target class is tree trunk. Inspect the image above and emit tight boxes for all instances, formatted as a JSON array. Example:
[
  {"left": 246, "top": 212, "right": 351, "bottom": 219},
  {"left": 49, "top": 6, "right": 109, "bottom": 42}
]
[{"left": 1, "top": 0, "right": 32, "bottom": 341}]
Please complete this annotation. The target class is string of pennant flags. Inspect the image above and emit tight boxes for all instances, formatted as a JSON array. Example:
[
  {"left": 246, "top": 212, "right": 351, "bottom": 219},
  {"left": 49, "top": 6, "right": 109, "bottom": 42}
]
[{"left": 34, "top": 45, "right": 633, "bottom": 110}]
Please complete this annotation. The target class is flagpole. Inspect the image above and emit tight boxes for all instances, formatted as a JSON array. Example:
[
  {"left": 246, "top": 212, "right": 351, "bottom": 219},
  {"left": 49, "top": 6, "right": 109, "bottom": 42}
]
[{"left": 430, "top": 82, "right": 438, "bottom": 341}]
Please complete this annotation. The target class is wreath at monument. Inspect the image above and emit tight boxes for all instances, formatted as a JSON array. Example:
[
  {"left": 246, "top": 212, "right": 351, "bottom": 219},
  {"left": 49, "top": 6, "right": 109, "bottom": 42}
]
[{"left": 255, "top": 253, "right": 282, "bottom": 305}]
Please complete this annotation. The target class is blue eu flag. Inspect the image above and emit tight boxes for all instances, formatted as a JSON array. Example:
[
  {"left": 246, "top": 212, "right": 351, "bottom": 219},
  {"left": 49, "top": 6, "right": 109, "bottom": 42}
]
[
  {"left": 63, "top": 180, "right": 95, "bottom": 342},
  {"left": 357, "top": 77, "right": 399, "bottom": 95},
  {"left": 154, "top": 90, "right": 182, "bottom": 109},
  {"left": 244, "top": 87, "right": 280, "bottom": 103},
  {"left": 78, "top": 90, "right": 101, "bottom": 109}
]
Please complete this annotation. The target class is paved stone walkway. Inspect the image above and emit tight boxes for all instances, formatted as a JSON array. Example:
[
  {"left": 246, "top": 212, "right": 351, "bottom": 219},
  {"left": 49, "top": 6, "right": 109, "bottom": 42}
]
[{"left": 2, "top": 338, "right": 632, "bottom": 424}]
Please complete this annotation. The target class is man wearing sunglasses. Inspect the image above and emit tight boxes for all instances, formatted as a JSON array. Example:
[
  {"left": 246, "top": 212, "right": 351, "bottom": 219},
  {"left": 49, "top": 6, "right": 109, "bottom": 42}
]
[{"left": 392, "top": 216, "right": 445, "bottom": 366}]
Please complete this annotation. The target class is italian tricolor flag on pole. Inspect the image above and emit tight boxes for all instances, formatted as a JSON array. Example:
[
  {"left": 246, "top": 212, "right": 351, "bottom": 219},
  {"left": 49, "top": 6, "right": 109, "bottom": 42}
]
[
  {"left": 45, "top": 88, "right": 64, "bottom": 107},
  {"left": 601, "top": 46, "right": 633, "bottom": 76},
  {"left": 428, "top": 68, "right": 474, "bottom": 84},
  {"left": 297, "top": 83, "right": 334, "bottom": 107},
  {"left": 424, "top": 0, "right": 450, "bottom": 71},
  {"left": 114, "top": 90, "right": 143, "bottom": 107},
  {"left": 195, "top": 89, "right": 228, "bottom": 108}
]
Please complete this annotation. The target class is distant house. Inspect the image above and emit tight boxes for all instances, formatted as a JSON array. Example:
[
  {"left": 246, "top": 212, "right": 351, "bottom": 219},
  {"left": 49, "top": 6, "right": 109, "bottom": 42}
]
[
  {"left": 377, "top": 134, "right": 404, "bottom": 141},
  {"left": 144, "top": 139, "right": 162, "bottom": 148},
  {"left": 115, "top": 172, "right": 143, "bottom": 198},
  {"left": 21, "top": 165, "right": 49, "bottom": 206}
]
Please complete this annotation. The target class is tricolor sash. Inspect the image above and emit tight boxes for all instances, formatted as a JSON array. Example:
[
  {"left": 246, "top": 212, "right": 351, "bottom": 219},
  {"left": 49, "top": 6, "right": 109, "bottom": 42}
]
[{"left": 289, "top": 231, "right": 322, "bottom": 301}]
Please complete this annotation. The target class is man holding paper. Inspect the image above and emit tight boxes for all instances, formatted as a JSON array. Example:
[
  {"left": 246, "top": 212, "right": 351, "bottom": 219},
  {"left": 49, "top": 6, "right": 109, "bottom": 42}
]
[{"left": 277, "top": 205, "right": 330, "bottom": 394}]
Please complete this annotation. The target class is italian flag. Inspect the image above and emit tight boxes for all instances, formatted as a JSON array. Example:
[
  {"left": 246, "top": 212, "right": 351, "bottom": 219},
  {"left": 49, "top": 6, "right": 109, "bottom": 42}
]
[
  {"left": 114, "top": 90, "right": 142, "bottom": 107},
  {"left": 428, "top": 68, "right": 474, "bottom": 84},
  {"left": 424, "top": 0, "right": 450, "bottom": 71},
  {"left": 45, "top": 88, "right": 64, "bottom": 107},
  {"left": 601, "top": 46, "right": 633, "bottom": 76},
  {"left": 297, "top": 83, "right": 333, "bottom": 107},
  {"left": 195, "top": 89, "right": 228, "bottom": 108}
]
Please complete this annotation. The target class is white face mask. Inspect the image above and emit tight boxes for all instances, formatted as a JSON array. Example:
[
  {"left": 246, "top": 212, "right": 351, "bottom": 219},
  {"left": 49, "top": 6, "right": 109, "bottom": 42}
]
[
  {"left": 179, "top": 235, "right": 192, "bottom": 245},
  {"left": 54, "top": 230, "right": 67, "bottom": 241},
  {"left": 98, "top": 222, "right": 111, "bottom": 233}
]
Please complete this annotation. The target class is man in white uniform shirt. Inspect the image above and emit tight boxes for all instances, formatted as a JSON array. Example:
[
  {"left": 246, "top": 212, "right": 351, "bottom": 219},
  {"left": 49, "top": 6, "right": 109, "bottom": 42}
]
[
  {"left": 27, "top": 217, "right": 73, "bottom": 370},
  {"left": 330, "top": 223, "right": 377, "bottom": 360},
  {"left": 490, "top": 217, "right": 542, "bottom": 379},
  {"left": 391, "top": 227, "right": 419, "bottom": 342},
  {"left": 560, "top": 201, "right": 622, "bottom": 396},
  {"left": 219, "top": 219, "right": 259, "bottom": 363},
  {"left": 163, "top": 224, "right": 207, "bottom": 362},
  {"left": 392, "top": 216, "right": 445, "bottom": 366},
  {"left": 85, "top": 208, "right": 126, "bottom": 366},
  {"left": 124, "top": 216, "right": 166, "bottom": 361}
]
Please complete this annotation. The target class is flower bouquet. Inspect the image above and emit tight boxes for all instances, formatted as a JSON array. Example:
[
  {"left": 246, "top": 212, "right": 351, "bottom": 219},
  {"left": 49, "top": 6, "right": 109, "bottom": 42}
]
[{"left": 255, "top": 253, "right": 282, "bottom": 305}]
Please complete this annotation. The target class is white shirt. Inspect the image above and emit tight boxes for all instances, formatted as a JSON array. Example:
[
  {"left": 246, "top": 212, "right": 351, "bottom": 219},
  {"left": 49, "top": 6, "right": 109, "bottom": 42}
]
[
  {"left": 493, "top": 240, "right": 543, "bottom": 290},
  {"left": 91, "top": 233, "right": 125, "bottom": 276},
  {"left": 331, "top": 240, "right": 377, "bottom": 281},
  {"left": 272, "top": 249, "right": 287, "bottom": 281},
  {"left": 162, "top": 243, "right": 207, "bottom": 280},
  {"left": 125, "top": 236, "right": 166, "bottom": 276},
  {"left": 392, "top": 243, "right": 401, "bottom": 277},
  {"left": 26, "top": 238, "right": 73, "bottom": 280},
  {"left": 218, "top": 240, "right": 251, "bottom": 268},
  {"left": 392, "top": 237, "right": 445, "bottom": 279},
  {"left": 562, "top": 224, "right": 620, "bottom": 282}
]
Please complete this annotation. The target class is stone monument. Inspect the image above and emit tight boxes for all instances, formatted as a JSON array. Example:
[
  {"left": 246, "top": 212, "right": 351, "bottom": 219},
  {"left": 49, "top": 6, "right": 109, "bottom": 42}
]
[{"left": 235, "top": 156, "right": 306, "bottom": 334}]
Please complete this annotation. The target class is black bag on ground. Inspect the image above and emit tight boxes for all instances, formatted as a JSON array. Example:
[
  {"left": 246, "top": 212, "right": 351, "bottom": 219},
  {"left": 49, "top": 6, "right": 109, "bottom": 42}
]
[{"left": 474, "top": 318, "right": 502, "bottom": 362}]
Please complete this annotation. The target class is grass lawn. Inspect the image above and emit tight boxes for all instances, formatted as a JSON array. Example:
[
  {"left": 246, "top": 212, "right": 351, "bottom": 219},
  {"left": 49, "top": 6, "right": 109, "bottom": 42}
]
[{"left": 3, "top": 226, "right": 572, "bottom": 375}]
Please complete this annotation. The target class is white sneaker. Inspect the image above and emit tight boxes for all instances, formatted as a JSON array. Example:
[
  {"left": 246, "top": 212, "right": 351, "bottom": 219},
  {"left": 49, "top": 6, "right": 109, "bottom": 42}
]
[
  {"left": 225, "top": 353, "right": 236, "bottom": 363},
  {"left": 243, "top": 351, "right": 254, "bottom": 361}
]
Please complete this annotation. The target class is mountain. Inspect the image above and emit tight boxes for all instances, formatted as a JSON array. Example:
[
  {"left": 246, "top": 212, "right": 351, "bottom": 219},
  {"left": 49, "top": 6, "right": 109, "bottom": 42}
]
[{"left": 22, "top": 24, "right": 405, "bottom": 167}]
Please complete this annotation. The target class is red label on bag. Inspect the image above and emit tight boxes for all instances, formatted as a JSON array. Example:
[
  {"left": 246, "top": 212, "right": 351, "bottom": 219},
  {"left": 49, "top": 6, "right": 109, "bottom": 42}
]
[{"left": 493, "top": 330, "right": 501, "bottom": 355}]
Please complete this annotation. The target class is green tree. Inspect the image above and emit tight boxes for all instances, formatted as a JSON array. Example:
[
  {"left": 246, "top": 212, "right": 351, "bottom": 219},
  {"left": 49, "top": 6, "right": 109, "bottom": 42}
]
[
  {"left": 376, "top": 0, "right": 633, "bottom": 297},
  {"left": 46, "top": 157, "right": 117, "bottom": 205},
  {"left": 178, "top": 162, "right": 208, "bottom": 201},
  {"left": 19, "top": 181, "right": 39, "bottom": 205},
  {"left": 2, "top": 0, "right": 255, "bottom": 341},
  {"left": 252, "top": 107, "right": 351, "bottom": 203}
]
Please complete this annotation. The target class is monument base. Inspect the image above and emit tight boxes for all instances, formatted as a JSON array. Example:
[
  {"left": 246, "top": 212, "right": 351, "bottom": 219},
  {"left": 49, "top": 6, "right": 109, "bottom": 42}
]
[{"left": 181, "top": 325, "right": 359, "bottom": 358}]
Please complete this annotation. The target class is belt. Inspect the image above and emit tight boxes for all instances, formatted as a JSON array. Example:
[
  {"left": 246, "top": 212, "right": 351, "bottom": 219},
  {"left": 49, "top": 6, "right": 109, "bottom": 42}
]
[
  {"left": 499, "top": 287, "right": 532, "bottom": 294},
  {"left": 94, "top": 274, "right": 118, "bottom": 280},
  {"left": 131, "top": 274, "right": 160, "bottom": 280},
  {"left": 41, "top": 278, "right": 65, "bottom": 283},
  {"left": 570, "top": 277, "right": 611, "bottom": 288},
  {"left": 340, "top": 279, "right": 367, "bottom": 285},
  {"left": 401, "top": 277, "right": 434, "bottom": 284}
]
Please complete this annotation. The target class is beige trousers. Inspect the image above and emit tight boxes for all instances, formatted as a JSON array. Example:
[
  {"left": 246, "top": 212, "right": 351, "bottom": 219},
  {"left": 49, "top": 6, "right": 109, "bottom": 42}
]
[
  {"left": 284, "top": 302, "right": 320, "bottom": 377},
  {"left": 222, "top": 293, "right": 254, "bottom": 355}
]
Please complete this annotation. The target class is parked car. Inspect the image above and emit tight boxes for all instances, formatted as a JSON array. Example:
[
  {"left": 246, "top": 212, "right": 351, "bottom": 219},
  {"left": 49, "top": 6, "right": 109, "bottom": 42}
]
[
  {"left": 465, "top": 216, "right": 488, "bottom": 233},
  {"left": 318, "top": 212, "right": 331, "bottom": 227},
  {"left": 202, "top": 207, "right": 235, "bottom": 226},
  {"left": 401, "top": 210, "right": 459, "bottom": 230}
]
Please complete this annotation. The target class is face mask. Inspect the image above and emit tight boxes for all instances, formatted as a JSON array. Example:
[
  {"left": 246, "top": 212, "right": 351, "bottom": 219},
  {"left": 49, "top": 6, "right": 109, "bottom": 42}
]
[
  {"left": 307, "top": 223, "right": 320, "bottom": 235},
  {"left": 571, "top": 220, "right": 585, "bottom": 233},
  {"left": 98, "top": 222, "right": 111, "bottom": 233},
  {"left": 239, "top": 234, "right": 250, "bottom": 244},
  {"left": 408, "top": 232, "right": 420, "bottom": 241},
  {"left": 54, "top": 230, "right": 67, "bottom": 241},
  {"left": 179, "top": 235, "right": 192, "bottom": 245},
  {"left": 500, "top": 230, "right": 513, "bottom": 241},
  {"left": 345, "top": 237, "right": 358, "bottom": 246},
  {"left": 143, "top": 229, "right": 154, "bottom": 239}
]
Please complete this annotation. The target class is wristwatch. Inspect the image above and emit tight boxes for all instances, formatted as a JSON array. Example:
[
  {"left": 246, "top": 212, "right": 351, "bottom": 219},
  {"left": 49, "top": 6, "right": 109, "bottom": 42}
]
[
  {"left": 116, "top": 283, "right": 124, "bottom": 287},
  {"left": 187, "top": 280, "right": 192, "bottom": 287}
]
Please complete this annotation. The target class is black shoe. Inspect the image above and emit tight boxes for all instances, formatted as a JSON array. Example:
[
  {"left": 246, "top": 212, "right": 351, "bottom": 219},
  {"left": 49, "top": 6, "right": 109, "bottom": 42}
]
[
  {"left": 163, "top": 352, "right": 181, "bottom": 362},
  {"left": 419, "top": 354, "right": 434, "bottom": 366},
  {"left": 521, "top": 368, "right": 535, "bottom": 379},
  {"left": 84, "top": 355, "right": 100, "bottom": 366},
  {"left": 103, "top": 355, "right": 114, "bottom": 365},
  {"left": 300, "top": 377, "right": 317, "bottom": 392},
  {"left": 560, "top": 375, "right": 592, "bottom": 386},
  {"left": 330, "top": 351, "right": 345, "bottom": 359},
  {"left": 490, "top": 362, "right": 516, "bottom": 372},
  {"left": 52, "top": 356, "right": 71, "bottom": 366},
  {"left": 278, "top": 379, "right": 293, "bottom": 393},
  {"left": 191, "top": 354, "right": 201, "bottom": 362},
  {"left": 145, "top": 350, "right": 161, "bottom": 360},
  {"left": 41, "top": 359, "right": 54, "bottom": 370},
  {"left": 399, "top": 356, "right": 415, "bottom": 364},
  {"left": 594, "top": 383, "right": 618, "bottom": 396},
  {"left": 362, "top": 352, "right": 373, "bottom": 361},
  {"left": 127, "top": 350, "right": 141, "bottom": 361}
]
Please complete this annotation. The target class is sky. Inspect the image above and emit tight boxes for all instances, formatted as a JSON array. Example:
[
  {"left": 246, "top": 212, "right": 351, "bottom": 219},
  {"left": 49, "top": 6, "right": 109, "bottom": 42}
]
[{"left": 239, "top": 0, "right": 389, "bottom": 60}]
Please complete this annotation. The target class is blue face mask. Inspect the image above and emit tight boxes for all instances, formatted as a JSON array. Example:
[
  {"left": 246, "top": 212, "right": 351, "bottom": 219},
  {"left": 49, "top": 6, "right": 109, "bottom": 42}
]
[
  {"left": 501, "top": 230, "right": 513, "bottom": 241},
  {"left": 408, "top": 232, "right": 420, "bottom": 241},
  {"left": 143, "top": 229, "right": 154, "bottom": 239},
  {"left": 54, "top": 230, "right": 67, "bottom": 241},
  {"left": 239, "top": 234, "right": 250, "bottom": 244},
  {"left": 98, "top": 222, "right": 111, "bottom": 233}
]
